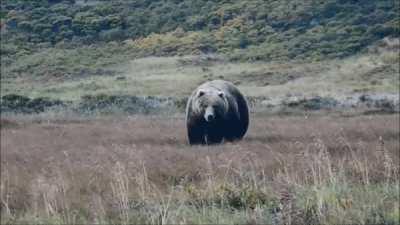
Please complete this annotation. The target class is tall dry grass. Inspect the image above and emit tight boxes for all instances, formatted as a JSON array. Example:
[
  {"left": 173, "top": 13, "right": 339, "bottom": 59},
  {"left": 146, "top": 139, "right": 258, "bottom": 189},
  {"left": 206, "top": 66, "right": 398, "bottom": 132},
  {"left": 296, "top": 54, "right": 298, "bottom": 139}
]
[{"left": 0, "top": 113, "right": 399, "bottom": 224}]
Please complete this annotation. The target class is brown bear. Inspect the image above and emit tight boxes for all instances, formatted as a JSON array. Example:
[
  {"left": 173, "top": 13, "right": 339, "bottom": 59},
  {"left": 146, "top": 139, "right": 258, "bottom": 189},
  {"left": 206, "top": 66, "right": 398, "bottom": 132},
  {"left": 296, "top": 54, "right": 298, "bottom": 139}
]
[{"left": 185, "top": 80, "right": 249, "bottom": 145}]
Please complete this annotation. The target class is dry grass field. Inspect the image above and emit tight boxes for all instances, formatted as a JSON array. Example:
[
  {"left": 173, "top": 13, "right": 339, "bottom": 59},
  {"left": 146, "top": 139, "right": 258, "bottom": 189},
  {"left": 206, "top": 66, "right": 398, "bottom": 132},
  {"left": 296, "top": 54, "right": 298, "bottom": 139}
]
[{"left": 1, "top": 113, "right": 399, "bottom": 224}]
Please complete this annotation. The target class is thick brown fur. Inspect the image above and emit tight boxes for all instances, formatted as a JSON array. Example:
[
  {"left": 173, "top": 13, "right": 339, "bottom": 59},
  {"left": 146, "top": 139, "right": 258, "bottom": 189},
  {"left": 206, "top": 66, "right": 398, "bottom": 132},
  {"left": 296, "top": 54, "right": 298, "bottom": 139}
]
[{"left": 185, "top": 80, "right": 249, "bottom": 145}]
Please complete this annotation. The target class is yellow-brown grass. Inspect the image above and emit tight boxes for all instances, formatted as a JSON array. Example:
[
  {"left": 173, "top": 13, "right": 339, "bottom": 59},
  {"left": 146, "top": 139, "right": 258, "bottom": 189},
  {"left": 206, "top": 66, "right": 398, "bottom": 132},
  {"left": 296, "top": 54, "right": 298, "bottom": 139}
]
[{"left": 1, "top": 113, "right": 399, "bottom": 224}]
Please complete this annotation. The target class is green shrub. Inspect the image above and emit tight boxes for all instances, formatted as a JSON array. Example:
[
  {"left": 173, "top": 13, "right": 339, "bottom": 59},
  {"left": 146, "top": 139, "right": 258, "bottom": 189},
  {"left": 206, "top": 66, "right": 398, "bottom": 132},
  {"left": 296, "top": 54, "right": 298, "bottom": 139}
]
[
  {"left": 2, "top": 0, "right": 398, "bottom": 63},
  {"left": 1, "top": 94, "right": 65, "bottom": 113}
]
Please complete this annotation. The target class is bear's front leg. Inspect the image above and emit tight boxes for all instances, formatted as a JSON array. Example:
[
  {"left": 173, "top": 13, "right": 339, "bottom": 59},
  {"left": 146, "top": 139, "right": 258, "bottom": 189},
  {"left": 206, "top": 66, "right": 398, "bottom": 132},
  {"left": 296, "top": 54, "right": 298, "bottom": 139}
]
[
  {"left": 223, "top": 117, "right": 244, "bottom": 142},
  {"left": 205, "top": 134, "right": 224, "bottom": 145},
  {"left": 205, "top": 126, "right": 224, "bottom": 144},
  {"left": 187, "top": 123, "right": 206, "bottom": 145}
]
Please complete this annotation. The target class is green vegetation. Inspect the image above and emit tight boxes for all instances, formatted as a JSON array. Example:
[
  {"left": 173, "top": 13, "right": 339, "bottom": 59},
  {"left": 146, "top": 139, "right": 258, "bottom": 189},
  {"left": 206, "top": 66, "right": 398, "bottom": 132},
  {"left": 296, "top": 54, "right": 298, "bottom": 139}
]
[
  {"left": 1, "top": 0, "right": 399, "bottom": 82},
  {"left": 2, "top": 49, "right": 399, "bottom": 100},
  {"left": 1, "top": 0, "right": 399, "bottom": 114}
]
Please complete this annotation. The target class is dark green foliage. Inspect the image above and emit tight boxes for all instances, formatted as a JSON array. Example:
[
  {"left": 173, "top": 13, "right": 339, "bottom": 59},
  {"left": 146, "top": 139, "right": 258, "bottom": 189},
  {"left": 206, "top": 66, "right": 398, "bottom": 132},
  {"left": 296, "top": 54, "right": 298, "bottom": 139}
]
[
  {"left": 359, "top": 94, "right": 398, "bottom": 113},
  {"left": 174, "top": 97, "right": 188, "bottom": 111},
  {"left": 77, "top": 94, "right": 179, "bottom": 115},
  {"left": 0, "top": 94, "right": 180, "bottom": 115},
  {"left": 1, "top": 94, "right": 65, "bottom": 113},
  {"left": 284, "top": 96, "right": 339, "bottom": 111},
  {"left": 0, "top": 0, "right": 399, "bottom": 79},
  {"left": 1, "top": 94, "right": 398, "bottom": 115}
]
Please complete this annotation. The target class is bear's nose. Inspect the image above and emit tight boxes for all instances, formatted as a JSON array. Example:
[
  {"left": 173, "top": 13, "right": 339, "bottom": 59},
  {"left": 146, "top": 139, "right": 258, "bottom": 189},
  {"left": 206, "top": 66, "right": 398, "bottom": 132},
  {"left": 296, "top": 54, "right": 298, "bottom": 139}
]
[{"left": 207, "top": 114, "right": 214, "bottom": 121}]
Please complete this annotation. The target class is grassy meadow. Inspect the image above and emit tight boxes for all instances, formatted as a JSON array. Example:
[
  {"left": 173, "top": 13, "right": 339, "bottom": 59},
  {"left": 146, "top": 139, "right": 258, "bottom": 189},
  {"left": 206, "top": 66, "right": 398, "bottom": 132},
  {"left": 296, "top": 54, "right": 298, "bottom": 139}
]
[
  {"left": 1, "top": 113, "right": 399, "bottom": 224},
  {"left": 1, "top": 40, "right": 399, "bottom": 101}
]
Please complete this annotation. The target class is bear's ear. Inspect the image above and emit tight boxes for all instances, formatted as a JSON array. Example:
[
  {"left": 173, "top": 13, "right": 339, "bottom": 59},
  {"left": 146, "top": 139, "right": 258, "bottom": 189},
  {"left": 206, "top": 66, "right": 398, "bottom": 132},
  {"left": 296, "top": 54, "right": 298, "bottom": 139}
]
[
  {"left": 198, "top": 90, "right": 205, "bottom": 97},
  {"left": 218, "top": 91, "right": 224, "bottom": 98}
]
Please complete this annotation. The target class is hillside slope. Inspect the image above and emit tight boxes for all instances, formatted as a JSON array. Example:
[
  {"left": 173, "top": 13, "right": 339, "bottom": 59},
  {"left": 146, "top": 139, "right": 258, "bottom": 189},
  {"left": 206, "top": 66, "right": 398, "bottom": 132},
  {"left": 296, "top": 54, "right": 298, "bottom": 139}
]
[
  {"left": 0, "top": 0, "right": 399, "bottom": 103},
  {"left": 0, "top": 0, "right": 400, "bottom": 75}
]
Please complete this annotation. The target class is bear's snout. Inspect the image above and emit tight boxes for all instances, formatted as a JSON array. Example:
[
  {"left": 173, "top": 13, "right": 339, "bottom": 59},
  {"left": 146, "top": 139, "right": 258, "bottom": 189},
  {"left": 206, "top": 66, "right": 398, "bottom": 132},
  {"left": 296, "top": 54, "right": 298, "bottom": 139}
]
[{"left": 204, "top": 107, "right": 215, "bottom": 122}]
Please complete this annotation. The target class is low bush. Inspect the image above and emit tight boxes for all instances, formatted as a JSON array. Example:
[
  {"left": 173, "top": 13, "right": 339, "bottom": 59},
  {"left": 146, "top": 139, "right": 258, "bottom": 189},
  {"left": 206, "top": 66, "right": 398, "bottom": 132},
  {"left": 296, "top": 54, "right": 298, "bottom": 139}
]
[{"left": 1, "top": 94, "right": 66, "bottom": 113}]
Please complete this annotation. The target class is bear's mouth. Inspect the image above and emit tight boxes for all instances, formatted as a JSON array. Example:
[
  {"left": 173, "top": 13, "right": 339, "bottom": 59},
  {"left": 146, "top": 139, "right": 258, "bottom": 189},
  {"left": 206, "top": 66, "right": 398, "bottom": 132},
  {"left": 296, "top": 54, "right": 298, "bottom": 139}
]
[{"left": 204, "top": 118, "right": 219, "bottom": 126}]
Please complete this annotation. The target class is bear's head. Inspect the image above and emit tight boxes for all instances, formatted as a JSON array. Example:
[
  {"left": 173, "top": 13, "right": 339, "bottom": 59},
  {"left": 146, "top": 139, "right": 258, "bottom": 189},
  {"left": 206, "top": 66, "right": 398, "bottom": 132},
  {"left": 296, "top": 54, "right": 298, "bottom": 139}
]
[{"left": 193, "top": 88, "right": 228, "bottom": 123}]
